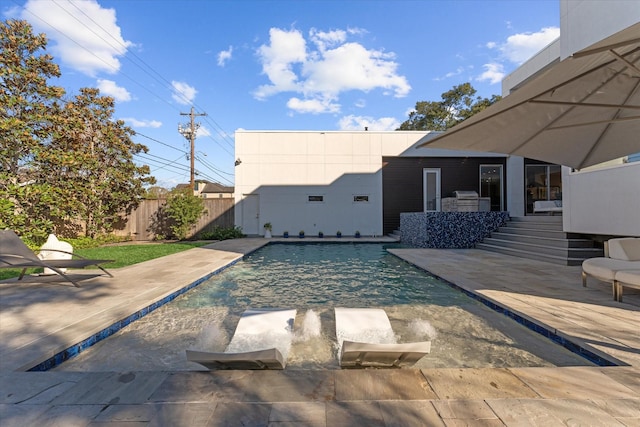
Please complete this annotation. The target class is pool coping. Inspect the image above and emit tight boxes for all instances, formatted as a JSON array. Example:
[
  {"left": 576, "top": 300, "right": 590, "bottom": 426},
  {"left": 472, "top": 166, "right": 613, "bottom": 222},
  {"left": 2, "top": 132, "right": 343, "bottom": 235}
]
[
  {"left": 391, "top": 256, "right": 620, "bottom": 367},
  {"left": 28, "top": 259, "right": 242, "bottom": 371},
  {"left": 26, "top": 240, "right": 620, "bottom": 372}
]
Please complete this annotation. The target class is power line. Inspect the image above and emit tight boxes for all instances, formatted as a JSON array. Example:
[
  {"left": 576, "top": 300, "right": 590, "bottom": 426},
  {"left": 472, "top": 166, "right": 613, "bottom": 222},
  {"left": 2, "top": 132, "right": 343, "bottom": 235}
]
[
  {"left": 20, "top": 1, "right": 181, "bottom": 114},
  {"left": 134, "top": 132, "right": 185, "bottom": 153},
  {"left": 135, "top": 153, "right": 220, "bottom": 185},
  {"left": 60, "top": 0, "right": 177, "bottom": 92},
  {"left": 133, "top": 134, "right": 233, "bottom": 186},
  {"left": 20, "top": 0, "right": 237, "bottom": 179},
  {"left": 194, "top": 154, "right": 234, "bottom": 186},
  {"left": 195, "top": 154, "right": 234, "bottom": 176},
  {"left": 135, "top": 153, "right": 190, "bottom": 174},
  {"left": 54, "top": 0, "right": 238, "bottom": 158}
]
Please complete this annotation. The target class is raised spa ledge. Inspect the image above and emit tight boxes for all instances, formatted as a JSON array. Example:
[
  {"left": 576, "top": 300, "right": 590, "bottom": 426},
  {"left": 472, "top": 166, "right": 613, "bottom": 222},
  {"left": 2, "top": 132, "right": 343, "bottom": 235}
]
[{"left": 400, "top": 211, "right": 510, "bottom": 248}]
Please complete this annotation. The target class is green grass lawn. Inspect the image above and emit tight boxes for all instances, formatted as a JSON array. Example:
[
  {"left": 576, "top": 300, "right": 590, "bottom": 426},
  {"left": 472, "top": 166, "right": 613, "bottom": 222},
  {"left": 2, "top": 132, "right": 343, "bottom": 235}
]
[{"left": 0, "top": 241, "right": 210, "bottom": 281}]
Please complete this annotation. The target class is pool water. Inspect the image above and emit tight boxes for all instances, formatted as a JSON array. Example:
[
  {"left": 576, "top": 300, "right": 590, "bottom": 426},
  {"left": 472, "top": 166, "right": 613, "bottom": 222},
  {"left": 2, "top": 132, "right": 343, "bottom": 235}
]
[{"left": 55, "top": 243, "right": 593, "bottom": 371}]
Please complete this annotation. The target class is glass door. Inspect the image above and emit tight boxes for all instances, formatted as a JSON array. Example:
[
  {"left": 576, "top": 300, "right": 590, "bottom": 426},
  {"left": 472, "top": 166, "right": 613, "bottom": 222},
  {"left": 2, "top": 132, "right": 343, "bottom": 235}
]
[
  {"left": 480, "top": 165, "right": 503, "bottom": 211},
  {"left": 525, "top": 164, "right": 562, "bottom": 214},
  {"left": 423, "top": 168, "right": 441, "bottom": 212}
]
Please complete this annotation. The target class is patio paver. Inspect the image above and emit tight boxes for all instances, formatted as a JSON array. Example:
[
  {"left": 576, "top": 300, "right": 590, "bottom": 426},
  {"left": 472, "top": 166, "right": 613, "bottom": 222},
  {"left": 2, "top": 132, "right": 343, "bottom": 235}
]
[{"left": 1, "top": 238, "right": 638, "bottom": 425}]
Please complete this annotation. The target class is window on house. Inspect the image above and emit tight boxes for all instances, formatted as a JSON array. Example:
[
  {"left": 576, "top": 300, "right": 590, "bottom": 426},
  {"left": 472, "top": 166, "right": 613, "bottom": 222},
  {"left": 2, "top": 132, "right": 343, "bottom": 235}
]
[
  {"left": 308, "top": 195, "right": 324, "bottom": 202},
  {"left": 353, "top": 195, "right": 369, "bottom": 202}
]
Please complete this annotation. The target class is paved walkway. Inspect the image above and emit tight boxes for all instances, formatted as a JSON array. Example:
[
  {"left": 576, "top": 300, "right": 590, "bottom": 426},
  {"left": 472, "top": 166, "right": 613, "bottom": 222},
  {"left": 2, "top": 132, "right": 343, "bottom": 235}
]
[{"left": 1, "top": 238, "right": 638, "bottom": 426}]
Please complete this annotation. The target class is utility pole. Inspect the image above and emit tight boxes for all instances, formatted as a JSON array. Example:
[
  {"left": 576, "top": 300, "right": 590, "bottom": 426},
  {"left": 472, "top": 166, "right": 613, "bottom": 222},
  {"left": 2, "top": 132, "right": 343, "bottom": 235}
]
[{"left": 178, "top": 107, "right": 207, "bottom": 189}]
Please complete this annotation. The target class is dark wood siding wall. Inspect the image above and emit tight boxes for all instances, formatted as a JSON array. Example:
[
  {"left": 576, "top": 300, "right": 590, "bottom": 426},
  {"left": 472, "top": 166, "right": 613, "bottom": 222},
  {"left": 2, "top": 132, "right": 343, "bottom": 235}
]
[{"left": 382, "top": 157, "right": 507, "bottom": 235}]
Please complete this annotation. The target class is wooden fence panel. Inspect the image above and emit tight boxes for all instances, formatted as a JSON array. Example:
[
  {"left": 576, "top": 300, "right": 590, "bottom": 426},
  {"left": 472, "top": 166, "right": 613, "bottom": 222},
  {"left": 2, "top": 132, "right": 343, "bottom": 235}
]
[{"left": 113, "top": 198, "right": 235, "bottom": 241}]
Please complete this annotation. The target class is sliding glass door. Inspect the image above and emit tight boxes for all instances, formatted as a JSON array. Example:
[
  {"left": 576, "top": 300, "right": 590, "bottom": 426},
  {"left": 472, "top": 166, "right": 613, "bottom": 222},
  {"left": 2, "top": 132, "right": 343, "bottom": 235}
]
[{"left": 525, "top": 164, "right": 562, "bottom": 214}]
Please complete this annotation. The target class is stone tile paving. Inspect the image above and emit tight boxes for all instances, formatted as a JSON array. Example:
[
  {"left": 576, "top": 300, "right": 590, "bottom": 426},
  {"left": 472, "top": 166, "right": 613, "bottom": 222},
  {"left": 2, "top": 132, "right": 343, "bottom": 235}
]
[
  {"left": 389, "top": 248, "right": 640, "bottom": 367},
  {"left": 0, "top": 240, "right": 639, "bottom": 425}
]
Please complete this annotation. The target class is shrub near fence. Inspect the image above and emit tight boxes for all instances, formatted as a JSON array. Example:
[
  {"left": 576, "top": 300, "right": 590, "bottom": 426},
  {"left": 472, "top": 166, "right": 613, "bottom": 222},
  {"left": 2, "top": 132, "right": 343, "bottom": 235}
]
[{"left": 113, "top": 198, "right": 235, "bottom": 241}]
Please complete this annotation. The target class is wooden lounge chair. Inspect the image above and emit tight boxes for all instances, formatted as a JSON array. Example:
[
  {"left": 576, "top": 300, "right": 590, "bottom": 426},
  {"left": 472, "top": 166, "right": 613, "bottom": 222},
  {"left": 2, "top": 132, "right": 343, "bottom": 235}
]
[{"left": 0, "top": 230, "right": 113, "bottom": 287}]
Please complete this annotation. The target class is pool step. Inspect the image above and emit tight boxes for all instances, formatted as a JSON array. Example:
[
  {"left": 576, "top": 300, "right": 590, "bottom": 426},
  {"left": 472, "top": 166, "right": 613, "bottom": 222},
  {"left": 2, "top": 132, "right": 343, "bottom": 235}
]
[
  {"left": 476, "top": 216, "right": 603, "bottom": 266},
  {"left": 388, "top": 229, "right": 401, "bottom": 241}
]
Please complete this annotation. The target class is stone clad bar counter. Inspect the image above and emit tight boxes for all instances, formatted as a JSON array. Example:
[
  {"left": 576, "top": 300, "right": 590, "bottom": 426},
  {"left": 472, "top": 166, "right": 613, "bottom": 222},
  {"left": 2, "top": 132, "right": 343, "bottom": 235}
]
[{"left": 400, "top": 212, "right": 510, "bottom": 248}]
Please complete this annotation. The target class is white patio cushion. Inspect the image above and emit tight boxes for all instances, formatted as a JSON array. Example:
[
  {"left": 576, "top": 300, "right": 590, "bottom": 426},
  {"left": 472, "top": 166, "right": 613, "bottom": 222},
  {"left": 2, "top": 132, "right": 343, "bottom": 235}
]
[
  {"left": 615, "top": 270, "right": 640, "bottom": 287},
  {"left": 582, "top": 257, "right": 639, "bottom": 281},
  {"left": 608, "top": 238, "right": 640, "bottom": 261}
]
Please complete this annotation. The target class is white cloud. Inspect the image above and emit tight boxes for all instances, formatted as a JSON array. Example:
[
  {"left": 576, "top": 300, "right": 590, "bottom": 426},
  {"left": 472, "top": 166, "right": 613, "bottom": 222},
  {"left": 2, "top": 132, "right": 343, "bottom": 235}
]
[
  {"left": 338, "top": 115, "right": 400, "bottom": 131},
  {"left": 476, "top": 63, "right": 505, "bottom": 85},
  {"left": 304, "top": 42, "right": 410, "bottom": 96},
  {"left": 445, "top": 67, "right": 466, "bottom": 79},
  {"left": 309, "top": 28, "right": 347, "bottom": 52},
  {"left": 287, "top": 97, "right": 340, "bottom": 114},
  {"left": 495, "top": 27, "right": 560, "bottom": 65},
  {"left": 21, "top": 0, "right": 132, "bottom": 76},
  {"left": 254, "top": 28, "right": 307, "bottom": 99},
  {"left": 97, "top": 79, "right": 131, "bottom": 102},
  {"left": 217, "top": 46, "right": 233, "bottom": 66},
  {"left": 171, "top": 81, "right": 197, "bottom": 105},
  {"left": 196, "top": 125, "right": 211, "bottom": 137},
  {"left": 254, "top": 26, "right": 410, "bottom": 114},
  {"left": 474, "top": 26, "right": 560, "bottom": 85},
  {"left": 122, "top": 118, "right": 162, "bottom": 128}
]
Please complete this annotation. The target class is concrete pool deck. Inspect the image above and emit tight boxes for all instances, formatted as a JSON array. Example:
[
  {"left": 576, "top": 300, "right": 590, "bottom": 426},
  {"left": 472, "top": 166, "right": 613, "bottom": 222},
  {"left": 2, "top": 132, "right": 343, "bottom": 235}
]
[{"left": 1, "top": 237, "right": 638, "bottom": 425}]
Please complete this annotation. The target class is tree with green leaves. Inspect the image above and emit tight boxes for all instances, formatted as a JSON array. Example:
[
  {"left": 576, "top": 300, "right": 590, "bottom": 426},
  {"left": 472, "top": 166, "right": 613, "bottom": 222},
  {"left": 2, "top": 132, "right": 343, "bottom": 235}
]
[
  {"left": 37, "top": 88, "right": 156, "bottom": 237},
  {"left": 1, "top": 19, "right": 156, "bottom": 241},
  {"left": 0, "top": 19, "right": 65, "bottom": 242},
  {"left": 398, "top": 83, "right": 501, "bottom": 131}
]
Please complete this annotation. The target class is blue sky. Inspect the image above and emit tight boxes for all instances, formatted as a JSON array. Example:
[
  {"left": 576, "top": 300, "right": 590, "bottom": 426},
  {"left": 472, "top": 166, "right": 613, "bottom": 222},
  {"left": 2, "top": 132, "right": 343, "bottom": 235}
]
[{"left": 4, "top": 0, "right": 560, "bottom": 188}]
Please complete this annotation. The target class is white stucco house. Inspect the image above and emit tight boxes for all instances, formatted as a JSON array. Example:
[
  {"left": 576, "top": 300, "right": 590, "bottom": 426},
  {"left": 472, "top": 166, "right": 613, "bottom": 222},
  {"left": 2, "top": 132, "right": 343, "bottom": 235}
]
[
  {"left": 234, "top": 0, "right": 639, "bottom": 240},
  {"left": 234, "top": 131, "right": 506, "bottom": 237}
]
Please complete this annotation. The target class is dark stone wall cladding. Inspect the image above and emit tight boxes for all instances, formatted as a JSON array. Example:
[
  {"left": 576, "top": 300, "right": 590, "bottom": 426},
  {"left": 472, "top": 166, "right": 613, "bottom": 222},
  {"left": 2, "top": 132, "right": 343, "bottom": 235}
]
[{"left": 400, "top": 212, "right": 510, "bottom": 248}]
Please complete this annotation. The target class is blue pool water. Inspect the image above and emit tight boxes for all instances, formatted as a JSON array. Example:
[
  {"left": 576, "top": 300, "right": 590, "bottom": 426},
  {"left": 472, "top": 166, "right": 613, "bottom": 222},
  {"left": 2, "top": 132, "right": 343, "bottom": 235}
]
[
  {"left": 55, "top": 243, "right": 594, "bottom": 371},
  {"left": 174, "top": 243, "right": 471, "bottom": 309}
]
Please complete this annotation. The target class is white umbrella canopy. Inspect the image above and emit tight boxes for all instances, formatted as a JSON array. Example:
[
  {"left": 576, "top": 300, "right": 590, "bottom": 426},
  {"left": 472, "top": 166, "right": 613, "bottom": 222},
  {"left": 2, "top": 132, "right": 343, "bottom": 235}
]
[{"left": 419, "top": 22, "right": 640, "bottom": 170}]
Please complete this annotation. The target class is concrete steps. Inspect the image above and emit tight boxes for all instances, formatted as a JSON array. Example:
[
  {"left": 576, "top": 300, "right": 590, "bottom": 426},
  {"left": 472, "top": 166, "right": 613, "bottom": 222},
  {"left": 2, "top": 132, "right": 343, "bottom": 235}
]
[
  {"left": 388, "top": 229, "right": 401, "bottom": 241},
  {"left": 476, "top": 216, "right": 603, "bottom": 266}
]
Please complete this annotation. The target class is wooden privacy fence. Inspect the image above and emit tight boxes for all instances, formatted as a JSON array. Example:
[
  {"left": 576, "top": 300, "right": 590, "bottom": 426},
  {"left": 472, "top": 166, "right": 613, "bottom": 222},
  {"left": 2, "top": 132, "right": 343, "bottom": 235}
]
[{"left": 113, "top": 198, "right": 235, "bottom": 241}]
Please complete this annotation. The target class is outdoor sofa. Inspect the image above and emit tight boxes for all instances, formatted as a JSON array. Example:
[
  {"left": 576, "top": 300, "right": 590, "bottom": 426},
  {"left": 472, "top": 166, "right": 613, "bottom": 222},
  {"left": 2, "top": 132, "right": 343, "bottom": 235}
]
[
  {"left": 533, "top": 200, "right": 563, "bottom": 215},
  {"left": 582, "top": 237, "right": 640, "bottom": 302}
]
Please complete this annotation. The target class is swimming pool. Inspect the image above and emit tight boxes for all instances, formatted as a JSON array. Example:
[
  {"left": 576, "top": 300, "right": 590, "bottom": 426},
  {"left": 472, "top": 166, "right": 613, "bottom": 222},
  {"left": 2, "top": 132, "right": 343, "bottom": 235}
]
[{"left": 54, "top": 243, "right": 593, "bottom": 371}]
